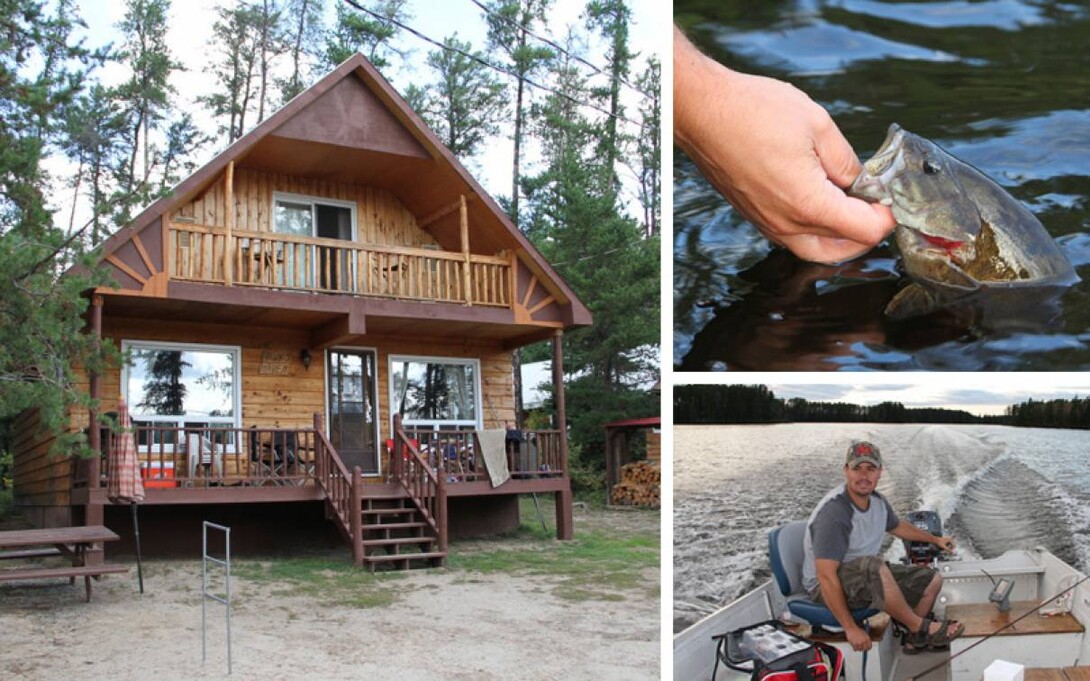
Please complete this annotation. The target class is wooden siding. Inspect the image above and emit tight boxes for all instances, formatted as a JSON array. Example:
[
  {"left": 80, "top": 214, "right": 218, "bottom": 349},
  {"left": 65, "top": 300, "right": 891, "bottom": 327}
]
[
  {"left": 172, "top": 169, "right": 438, "bottom": 249},
  {"left": 16, "top": 320, "right": 521, "bottom": 510},
  {"left": 11, "top": 408, "right": 71, "bottom": 508},
  {"left": 97, "top": 317, "right": 517, "bottom": 436}
]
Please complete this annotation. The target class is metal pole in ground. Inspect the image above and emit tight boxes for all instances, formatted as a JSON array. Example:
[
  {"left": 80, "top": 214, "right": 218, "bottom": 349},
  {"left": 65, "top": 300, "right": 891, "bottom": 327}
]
[{"left": 201, "top": 521, "right": 232, "bottom": 675}]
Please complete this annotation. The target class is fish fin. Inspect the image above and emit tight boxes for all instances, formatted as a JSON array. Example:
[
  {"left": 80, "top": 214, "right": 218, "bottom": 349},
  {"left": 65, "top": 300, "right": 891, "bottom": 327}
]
[{"left": 885, "top": 284, "right": 942, "bottom": 320}]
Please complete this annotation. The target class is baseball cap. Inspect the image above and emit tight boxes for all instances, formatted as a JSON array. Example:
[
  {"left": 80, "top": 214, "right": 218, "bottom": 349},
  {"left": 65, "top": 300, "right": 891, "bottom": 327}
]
[{"left": 845, "top": 441, "right": 882, "bottom": 468}]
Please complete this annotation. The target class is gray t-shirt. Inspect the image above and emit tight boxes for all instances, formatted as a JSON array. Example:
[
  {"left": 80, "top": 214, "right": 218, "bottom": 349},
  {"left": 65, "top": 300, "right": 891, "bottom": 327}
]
[{"left": 801, "top": 483, "right": 899, "bottom": 593}]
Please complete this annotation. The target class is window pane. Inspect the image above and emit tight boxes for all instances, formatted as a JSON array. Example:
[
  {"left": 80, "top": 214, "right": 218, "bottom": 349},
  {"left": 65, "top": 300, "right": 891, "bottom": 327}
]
[
  {"left": 391, "top": 359, "right": 476, "bottom": 425},
  {"left": 274, "top": 200, "right": 312, "bottom": 236},
  {"left": 128, "top": 347, "right": 235, "bottom": 420}
]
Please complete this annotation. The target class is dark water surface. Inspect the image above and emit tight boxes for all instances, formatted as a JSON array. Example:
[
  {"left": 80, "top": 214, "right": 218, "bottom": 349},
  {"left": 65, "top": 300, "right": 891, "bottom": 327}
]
[{"left": 675, "top": 0, "right": 1090, "bottom": 370}]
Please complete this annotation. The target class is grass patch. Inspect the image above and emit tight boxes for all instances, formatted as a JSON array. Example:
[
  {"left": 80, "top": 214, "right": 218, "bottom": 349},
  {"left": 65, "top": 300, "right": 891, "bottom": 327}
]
[
  {"left": 232, "top": 554, "right": 403, "bottom": 609},
  {"left": 448, "top": 499, "right": 659, "bottom": 603}
]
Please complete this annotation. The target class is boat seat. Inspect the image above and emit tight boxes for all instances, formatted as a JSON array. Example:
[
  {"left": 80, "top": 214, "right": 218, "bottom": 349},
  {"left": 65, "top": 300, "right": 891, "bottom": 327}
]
[{"left": 769, "top": 520, "right": 879, "bottom": 632}]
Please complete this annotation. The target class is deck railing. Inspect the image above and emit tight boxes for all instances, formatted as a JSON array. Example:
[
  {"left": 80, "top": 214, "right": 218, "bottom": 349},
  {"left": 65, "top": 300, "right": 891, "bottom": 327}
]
[
  {"left": 391, "top": 415, "right": 447, "bottom": 554},
  {"left": 98, "top": 424, "right": 319, "bottom": 488},
  {"left": 169, "top": 224, "right": 511, "bottom": 306},
  {"left": 310, "top": 414, "right": 364, "bottom": 565},
  {"left": 401, "top": 428, "right": 565, "bottom": 482}
]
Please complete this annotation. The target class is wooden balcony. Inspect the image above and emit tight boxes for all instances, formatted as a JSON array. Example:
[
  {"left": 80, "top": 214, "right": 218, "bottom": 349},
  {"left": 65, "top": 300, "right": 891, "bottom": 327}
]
[{"left": 168, "top": 223, "right": 513, "bottom": 307}]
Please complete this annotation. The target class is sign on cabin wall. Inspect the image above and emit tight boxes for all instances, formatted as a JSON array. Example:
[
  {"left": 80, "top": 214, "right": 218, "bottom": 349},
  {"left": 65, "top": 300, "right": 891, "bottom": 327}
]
[{"left": 259, "top": 349, "right": 292, "bottom": 375}]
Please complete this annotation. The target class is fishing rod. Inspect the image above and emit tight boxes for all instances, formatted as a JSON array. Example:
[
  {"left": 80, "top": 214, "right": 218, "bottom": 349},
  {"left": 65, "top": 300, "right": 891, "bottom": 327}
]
[{"left": 902, "top": 572, "right": 1090, "bottom": 681}]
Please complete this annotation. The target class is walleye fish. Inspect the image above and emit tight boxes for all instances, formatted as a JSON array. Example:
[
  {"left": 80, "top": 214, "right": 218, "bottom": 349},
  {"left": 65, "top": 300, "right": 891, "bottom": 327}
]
[{"left": 849, "top": 124, "right": 1077, "bottom": 321}]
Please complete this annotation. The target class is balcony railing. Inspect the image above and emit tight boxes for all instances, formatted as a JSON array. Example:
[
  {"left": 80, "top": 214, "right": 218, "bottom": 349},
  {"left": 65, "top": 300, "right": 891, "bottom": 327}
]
[{"left": 168, "top": 223, "right": 511, "bottom": 306}]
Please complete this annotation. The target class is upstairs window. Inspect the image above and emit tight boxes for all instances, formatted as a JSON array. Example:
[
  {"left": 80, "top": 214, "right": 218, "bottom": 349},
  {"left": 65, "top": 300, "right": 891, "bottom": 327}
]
[{"left": 272, "top": 192, "right": 355, "bottom": 241}]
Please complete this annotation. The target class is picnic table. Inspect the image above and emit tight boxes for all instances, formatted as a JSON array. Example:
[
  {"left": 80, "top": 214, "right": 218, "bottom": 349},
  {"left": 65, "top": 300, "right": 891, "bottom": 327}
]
[{"left": 0, "top": 525, "right": 128, "bottom": 601}]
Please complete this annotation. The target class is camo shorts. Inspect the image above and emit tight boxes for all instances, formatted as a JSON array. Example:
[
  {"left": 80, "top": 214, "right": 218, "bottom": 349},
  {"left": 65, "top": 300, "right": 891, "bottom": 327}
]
[{"left": 808, "top": 556, "right": 936, "bottom": 610}]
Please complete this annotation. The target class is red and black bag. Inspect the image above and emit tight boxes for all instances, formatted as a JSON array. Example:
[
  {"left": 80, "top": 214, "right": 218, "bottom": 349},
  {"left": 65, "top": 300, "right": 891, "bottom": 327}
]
[{"left": 712, "top": 620, "right": 845, "bottom": 681}]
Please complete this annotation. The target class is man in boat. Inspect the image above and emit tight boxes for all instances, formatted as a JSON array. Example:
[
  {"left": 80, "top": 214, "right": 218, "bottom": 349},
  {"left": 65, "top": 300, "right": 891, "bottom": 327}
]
[{"left": 802, "top": 441, "right": 965, "bottom": 653}]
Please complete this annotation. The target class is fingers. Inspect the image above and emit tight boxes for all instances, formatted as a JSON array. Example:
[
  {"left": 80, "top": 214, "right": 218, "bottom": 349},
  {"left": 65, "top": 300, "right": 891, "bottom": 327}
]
[
  {"left": 814, "top": 112, "right": 864, "bottom": 188},
  {"left": 779, "top": 233, "right": 876, "bottom": 265}
]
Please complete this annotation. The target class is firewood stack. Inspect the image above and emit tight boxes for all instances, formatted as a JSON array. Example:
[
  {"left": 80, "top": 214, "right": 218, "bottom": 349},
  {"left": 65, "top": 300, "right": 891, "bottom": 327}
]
[{"left": 610, "top": 461, "right": 660, "bottom": 508}]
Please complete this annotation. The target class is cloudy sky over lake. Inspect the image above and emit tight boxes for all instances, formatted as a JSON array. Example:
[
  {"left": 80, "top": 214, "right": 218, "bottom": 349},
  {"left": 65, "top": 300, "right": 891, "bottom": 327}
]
[{"left": 678, "top": 374, "right": 1090, "bottom": 416}]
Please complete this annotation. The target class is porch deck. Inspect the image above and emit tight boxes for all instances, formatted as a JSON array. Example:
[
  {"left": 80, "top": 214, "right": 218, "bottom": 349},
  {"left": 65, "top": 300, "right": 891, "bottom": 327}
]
[{"left": 79, "top": 424, "right": 565, "bottom": 497}]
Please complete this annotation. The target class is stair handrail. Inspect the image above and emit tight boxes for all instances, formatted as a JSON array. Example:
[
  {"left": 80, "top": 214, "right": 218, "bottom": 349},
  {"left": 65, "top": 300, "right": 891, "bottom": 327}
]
[
  {"left": 311, "top": 413, "right": 363, "bottom": 563},
  {"left": 392, "top": 414, "right": 448, "bottom": 553}
]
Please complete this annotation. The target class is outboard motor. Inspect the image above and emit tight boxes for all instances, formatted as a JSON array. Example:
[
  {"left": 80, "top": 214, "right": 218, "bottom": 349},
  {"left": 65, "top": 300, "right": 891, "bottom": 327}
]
[{"left": 902, "top": 510, "right": 944, "bottom": 566}]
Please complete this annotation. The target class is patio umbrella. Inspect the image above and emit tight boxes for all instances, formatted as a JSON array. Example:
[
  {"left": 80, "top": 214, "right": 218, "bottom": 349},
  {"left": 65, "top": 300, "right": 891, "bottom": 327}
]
[{"left": 107, "top": 398, "right": 145, "bottom": 593}]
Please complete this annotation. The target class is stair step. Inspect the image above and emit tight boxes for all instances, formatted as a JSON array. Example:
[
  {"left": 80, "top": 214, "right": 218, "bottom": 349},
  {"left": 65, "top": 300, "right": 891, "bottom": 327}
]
[
  {"left": 363, "top": 551, "right": 446, "bottom": 564},
  {"left": 361, "top": 508, "right": 415, "bottom": 518},
  {"left": 361, "top": 536, "right": 434, "bottom": 548},
  {"left": 363, "top": 521, "right": 427, "bottom": 531}
]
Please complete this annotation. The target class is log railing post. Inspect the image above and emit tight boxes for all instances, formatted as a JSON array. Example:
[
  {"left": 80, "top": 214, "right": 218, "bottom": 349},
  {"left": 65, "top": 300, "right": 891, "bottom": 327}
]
[
  {"left": 460, "top": 194, "right": 472, "bottom": 305},
  {"left": 224, "top": 161, "right": 234, "bottom": 286}
]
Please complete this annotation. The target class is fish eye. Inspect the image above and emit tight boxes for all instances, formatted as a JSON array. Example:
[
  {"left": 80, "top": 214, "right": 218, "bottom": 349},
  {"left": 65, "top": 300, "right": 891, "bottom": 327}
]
[{"left": 923, "top": 159, "right": 941, "bottom": 175}]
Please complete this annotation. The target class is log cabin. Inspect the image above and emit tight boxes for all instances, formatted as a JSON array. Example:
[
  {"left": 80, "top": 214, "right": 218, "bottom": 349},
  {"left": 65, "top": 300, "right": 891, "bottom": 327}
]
[{"left": 10, "top": 53, "right": 591, "bottom": 570}]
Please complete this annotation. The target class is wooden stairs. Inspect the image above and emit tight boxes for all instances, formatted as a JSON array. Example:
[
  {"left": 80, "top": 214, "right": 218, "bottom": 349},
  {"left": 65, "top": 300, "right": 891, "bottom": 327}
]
[{"left": 359, "top": 497, "right": 446, "bottom": 571}]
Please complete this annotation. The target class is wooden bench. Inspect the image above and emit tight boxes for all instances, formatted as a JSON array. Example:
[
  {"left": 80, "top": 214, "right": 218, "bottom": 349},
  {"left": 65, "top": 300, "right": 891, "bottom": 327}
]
[
  {"left": 0, "top": 564, "right": 130, "bottom": 602},
  {"left": 0, "top": 548, "right": 63, "bottom": 561}
]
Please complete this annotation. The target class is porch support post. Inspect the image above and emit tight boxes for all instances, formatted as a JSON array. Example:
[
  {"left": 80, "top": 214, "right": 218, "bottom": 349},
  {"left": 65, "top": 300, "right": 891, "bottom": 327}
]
[
  {"left": 224, "top": 161, "right": 234, "bottom": 286},
  {"left": 88, "top": 294, "right": 103, "bottom": 488},
  {"left": 551, "top": 330, "right": 572, "bottom": 540},
  {"left": 460, "top": 194, "right": 472, "bottom": 305},
  {"left": 351, "top": 466, "right": 363, "bottom": 566}
]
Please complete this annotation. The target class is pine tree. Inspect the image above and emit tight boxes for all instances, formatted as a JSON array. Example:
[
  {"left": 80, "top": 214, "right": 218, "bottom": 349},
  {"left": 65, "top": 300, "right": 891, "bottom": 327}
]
[
  {"left": 279, "top": 0, "right": 325, "bottom": 102},
  {"left": 413, "top": 35, "right": 507, "bottom": 161},
  {"left": 62, "top": 84, "right": 127, "bottom": 246},
  {"left": 483, "top": 0, "right": 553, "bottom": 228},
  {"left": 522, "top": 43, "right": 658, "bottom": 474},
  {"left": 202, "top": 4, "right": 264, "bottom": 142},
  {"left": 583, "top": 0, "right": 634, "bottom": 188},
  {"left": 325, "top": 0, "right": 411, "bottom": 72},
  {"left": 632, "top": 56, "right": 659, "bottom": 237},
  {"left": 115, "top": 0, "right": 181, "bottom": 215},
  {"left": 0, "top": 0, "right": 115, "bottom": 448}
]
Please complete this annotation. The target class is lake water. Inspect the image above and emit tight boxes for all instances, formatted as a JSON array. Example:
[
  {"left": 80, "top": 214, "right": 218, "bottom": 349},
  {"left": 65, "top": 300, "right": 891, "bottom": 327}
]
[
  {"left": 674, "top": 0, "right": 1090, "bottom": 370},
  {"left": 673, "top": 423, "right": 1090, "bottom": 632}
]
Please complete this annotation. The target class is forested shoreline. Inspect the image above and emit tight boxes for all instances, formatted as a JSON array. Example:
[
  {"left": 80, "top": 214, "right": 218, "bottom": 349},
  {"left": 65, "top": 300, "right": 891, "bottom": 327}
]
[{"left": 675, "top": 385, "right": 1090, "bottom": 430}]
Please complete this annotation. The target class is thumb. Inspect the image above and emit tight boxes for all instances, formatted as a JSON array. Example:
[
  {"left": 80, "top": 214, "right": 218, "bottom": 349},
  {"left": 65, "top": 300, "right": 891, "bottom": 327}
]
[
  {"left": 812, "top": 180, "right": 896, "bottom": 247},
  {"left": 814, "top": 116, "right": 864, "bottom": 188}
]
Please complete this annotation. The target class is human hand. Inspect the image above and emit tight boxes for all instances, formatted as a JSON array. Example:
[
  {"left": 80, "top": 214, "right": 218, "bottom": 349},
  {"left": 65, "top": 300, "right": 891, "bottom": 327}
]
[
  {"left": 845, "top": 625, "right": 873, "bottom": 652},
  {"left": 935, "top": 536, "right": 956, "bottom": 552},
  {"left": 674, "top": 28, "right": 895, "bottom": 264}
]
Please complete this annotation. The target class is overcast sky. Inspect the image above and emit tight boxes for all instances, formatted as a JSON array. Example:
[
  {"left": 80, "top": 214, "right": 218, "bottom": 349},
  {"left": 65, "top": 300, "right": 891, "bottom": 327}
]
[
  {"left": 59, "top": 0, "right": 660, "bottom": 225},
  {"left": 677, "top": 374, "right": 1090, "bottom": 416}
]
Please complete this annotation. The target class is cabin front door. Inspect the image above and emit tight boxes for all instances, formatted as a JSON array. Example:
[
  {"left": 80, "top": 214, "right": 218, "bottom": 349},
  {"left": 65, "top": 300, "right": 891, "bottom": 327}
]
[{"left": 327, "top": 349, "right": 379, "bottom": 475}]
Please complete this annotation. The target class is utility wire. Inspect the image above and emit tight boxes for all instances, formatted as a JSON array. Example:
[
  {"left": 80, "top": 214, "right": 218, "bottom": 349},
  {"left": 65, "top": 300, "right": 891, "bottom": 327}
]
[
  {"left": 340, "top": 0, "right": 645, "bottom": 128},
  {"left": 465, "top": 0, "right": 652, "bottom": 100}
]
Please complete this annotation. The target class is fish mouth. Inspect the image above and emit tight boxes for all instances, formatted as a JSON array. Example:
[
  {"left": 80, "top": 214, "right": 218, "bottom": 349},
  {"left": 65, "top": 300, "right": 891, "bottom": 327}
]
[
  {"left": 862, "top": 123, "right": 906, "bottom": 178},
  {"left": 850, "top": 123, "right": 906, "bottom": 202}
]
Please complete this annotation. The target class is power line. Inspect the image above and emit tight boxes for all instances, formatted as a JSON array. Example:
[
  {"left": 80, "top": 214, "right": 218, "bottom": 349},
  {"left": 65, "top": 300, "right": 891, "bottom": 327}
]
[
  {"left": 466, "top": 0, "right": 652, "bottom": 100},
  {"left": 339, "top": 0, "right": 645, "bottom": 128}
]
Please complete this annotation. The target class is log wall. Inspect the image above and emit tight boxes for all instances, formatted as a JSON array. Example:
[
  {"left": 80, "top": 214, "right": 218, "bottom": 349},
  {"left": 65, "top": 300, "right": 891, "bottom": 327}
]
[
  {"left": 11, "top": 408, "right": 71, "bottom": 513},
  {"left": 172, "top": 168, "right": 437, "bottom": 249},
  {"left": 94, "top": 318, "right": 516, "bottom": 436}
]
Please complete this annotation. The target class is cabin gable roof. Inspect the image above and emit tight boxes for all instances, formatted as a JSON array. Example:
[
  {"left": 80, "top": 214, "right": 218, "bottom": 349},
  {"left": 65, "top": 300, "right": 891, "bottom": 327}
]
[{"left": 92, "top": 53, "right": 591, "bottom": 327}]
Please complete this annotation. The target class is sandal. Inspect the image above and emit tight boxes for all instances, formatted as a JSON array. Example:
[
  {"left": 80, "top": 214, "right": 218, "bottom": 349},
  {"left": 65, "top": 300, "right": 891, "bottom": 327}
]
[
  {"left": 901, "top": 618, "right": 930, "bottom": 655},
  {"left": 923, "top": 617, "right": 964, "bottom": 650}
]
